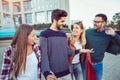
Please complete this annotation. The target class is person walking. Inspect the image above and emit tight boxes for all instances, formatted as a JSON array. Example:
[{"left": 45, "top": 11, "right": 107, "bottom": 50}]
[
  {"left": 40, "top": 9, "right": 93, "bottom": 80},
  {"left": 0, "top": 24, "right": 41, "bottom": 80},
  {"left": 67, "top": 21, "right": 86, "bottom": 80},
  {"left": 85, "top": 13, "right": 120, "bottom": 80}
]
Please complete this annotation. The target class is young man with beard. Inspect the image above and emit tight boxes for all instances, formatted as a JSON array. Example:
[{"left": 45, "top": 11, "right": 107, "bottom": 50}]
[
  {"left": 85, "top": 13, "right": 120, "bottom": 80},
  {"left": 39, "top": 9, "right": 93, "bottom": 80}
]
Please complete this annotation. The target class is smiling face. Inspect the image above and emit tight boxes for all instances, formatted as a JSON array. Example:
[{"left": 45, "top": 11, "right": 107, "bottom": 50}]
[
  {"left": 93, "top": 17, "right": 106, "bottom": 30},
  {"left": 55, "top": 17, "right": 66, "bottom": 30},
  {"left": 27, "top": 30, "right": 37, "bottom": 46},
  {"left": 72, "top": 23, "right": 83, "bottom": 37}
]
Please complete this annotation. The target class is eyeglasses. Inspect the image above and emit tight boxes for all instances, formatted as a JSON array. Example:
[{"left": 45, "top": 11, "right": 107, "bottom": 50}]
[{"left": 93, "top": 20, "right": 104, "bottom": 23}]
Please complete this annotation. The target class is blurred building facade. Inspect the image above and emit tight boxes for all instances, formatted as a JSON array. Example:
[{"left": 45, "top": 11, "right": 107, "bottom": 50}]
[{"left": 0, "top": 0, "right": 70, "bottom": 27}]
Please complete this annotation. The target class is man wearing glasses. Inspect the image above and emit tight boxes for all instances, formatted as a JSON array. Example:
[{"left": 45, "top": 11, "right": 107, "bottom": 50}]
[{"left": 85, "top": 14, "right": 120, "bottom": 80}]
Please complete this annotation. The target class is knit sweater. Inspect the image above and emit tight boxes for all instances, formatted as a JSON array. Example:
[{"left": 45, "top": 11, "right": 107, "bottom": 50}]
[
  {"left": 40, "top": 28, "right": 79, "bottom": 78},
  {"left": 86, "top": 28, "right": 120, "bottom": 63}
]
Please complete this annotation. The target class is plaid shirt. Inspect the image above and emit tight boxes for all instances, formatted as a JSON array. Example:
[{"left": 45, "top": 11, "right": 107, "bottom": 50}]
[{"left": 0, "top": 43, "right": 41, "bottom": 80}]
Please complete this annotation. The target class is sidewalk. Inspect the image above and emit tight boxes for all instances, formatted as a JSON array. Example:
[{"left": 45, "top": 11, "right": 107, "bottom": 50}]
[{"left": 0, "top": 40, "right": 11, "bottom": 47}]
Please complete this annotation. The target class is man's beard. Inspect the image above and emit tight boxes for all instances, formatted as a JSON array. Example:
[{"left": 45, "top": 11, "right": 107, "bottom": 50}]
[
  {"left": 56, "top": 23, "right": 62, "bottom": 30},
  {"left": 94, "top": 24, "right": 99, "bottom": 29},
  {"left": 94, "top": 25, "right": 102, "bottom": 31},
  {"left": 57, "top": 26, "right": 62, "bottom": 30}
]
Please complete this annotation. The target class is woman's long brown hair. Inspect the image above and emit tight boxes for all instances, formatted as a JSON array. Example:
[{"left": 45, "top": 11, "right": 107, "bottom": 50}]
[{"left": 11, "top": 24, "right": 33, "bottom": 78}]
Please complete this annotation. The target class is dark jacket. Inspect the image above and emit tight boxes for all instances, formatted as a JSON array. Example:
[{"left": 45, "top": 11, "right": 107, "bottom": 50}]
[{"left": 106, "top": 30, "right": 120, "bottom": 55}]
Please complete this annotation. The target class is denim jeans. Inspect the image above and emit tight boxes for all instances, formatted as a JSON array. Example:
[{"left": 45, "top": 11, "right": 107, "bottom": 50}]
[
  {"left": 92, "top": 62, "right": 103, "bottom": 80},
  {"left": 82, "top": 62, "right": 103, "bottom": 80},
  {"left": 72, "top": 63, "right": 83, "bottom": 80}
]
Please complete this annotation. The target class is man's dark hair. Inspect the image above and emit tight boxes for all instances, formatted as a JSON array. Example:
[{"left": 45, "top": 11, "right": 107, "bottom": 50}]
[
  {"left": 51, "top": 9, "right": 67, "bottom": 22},
  {"left": 95, "top": 14, "right": 107, "bottom": 22}
]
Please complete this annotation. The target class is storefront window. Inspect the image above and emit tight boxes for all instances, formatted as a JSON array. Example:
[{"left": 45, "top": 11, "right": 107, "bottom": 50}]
[
  {"left": 35, "top": 12, "right": 45, "bottom": 23},
  {"left": 23, "top": 0, "right": 32, "bottom": 11},
  {"left": 13, "top": 14, "right": 22, "bottom": 25},
  {"left": 25, "top": 13, "right": 32, "bottom": 24},
  {"left": 2, "top": 1, "right": 9, "bottom": 12},
  {"left": 13, "top": 2, "right": 21, "bottom": 13}
]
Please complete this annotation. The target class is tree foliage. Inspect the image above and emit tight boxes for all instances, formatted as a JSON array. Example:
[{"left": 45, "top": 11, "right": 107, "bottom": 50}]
[{"left": 106, "top": 12, "right": 120, "bottom": 30}]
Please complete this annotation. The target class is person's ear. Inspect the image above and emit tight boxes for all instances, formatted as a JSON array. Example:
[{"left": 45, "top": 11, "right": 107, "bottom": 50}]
[{"left": 53, "top": 19, "right": 57, "bottom": 23}]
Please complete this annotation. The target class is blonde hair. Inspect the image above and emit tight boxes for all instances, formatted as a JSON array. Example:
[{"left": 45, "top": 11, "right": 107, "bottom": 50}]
[{"left": 70, "top": 22, "right": 86, "bottom": 46}]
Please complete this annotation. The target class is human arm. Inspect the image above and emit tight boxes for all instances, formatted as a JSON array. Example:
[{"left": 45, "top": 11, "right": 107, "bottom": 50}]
[
  {"left": 0, "top": 47, "right": 12, "bottom": 80},
  {"left": 106, "top": 29, "right": 120, "bottom": 55},
  {"left": 105, "top": 27, "right": 116, "bottom": 36},
  {"left": 68, "top": 48, "right": 93, "bottom": 56},
  {"left": 40, "top": 36, "right": 55, "bottom": 79},
  {"left": 105, "top": 28, "right": 120, "bottom": 45}
]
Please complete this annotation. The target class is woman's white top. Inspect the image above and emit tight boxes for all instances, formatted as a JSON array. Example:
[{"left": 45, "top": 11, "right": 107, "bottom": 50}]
[
  {"left": 17, "top": 51, "right": 38, "bottom": 80},
  {"left": 72, "top": 42, "right": 82, "bottom": 64}
]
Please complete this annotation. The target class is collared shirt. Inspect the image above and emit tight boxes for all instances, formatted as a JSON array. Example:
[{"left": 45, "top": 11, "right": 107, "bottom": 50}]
[{"left": 0, "top": 43, "right": 41, "bottom": 80}]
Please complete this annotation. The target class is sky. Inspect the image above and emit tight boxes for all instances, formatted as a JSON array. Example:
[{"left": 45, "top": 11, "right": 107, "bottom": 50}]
[{"left": 69, "top": 0, "right": 120, "bottom": 28}]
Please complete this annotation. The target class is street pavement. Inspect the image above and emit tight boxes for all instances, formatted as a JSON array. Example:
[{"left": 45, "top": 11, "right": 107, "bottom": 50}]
[{"left": 0, "top": 40, "right": 120, "bottom": 80}]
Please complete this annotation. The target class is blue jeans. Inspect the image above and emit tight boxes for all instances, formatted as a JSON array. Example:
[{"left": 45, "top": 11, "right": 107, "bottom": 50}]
[
  {"left": 72, "top": 63, "right": 83, "bottom": 80},
  {"left": 92, "top": 62, "right": 103, "bottom": 80},
  {"left": 82, "top": 62, "right": 103, "bottom": 80}
]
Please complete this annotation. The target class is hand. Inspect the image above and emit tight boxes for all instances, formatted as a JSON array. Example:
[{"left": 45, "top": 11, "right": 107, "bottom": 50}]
[
  {"left": 80, "top": 48, "right": 94, "bottom": 54},
  {"left": 46, "top": 75, "right": 56, "bottom": 80},
  {"left": 105, "top": 28, "right": 115, "bottom": 36}
]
